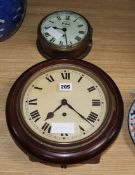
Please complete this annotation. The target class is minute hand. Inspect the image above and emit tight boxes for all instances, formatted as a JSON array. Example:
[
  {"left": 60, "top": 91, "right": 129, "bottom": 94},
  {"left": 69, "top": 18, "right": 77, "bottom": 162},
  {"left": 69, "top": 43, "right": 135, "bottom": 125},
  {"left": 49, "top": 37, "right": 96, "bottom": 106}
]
[{"left": 66, "top": 103, "right": 94, "bottom": 127}]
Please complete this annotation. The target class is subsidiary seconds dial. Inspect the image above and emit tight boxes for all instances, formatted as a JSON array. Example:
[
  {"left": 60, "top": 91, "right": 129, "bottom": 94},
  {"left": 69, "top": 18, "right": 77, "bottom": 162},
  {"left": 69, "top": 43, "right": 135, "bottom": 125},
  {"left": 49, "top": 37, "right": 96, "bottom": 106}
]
[{"left": 37, "top": 11, "right": 93, "bottom": 59}]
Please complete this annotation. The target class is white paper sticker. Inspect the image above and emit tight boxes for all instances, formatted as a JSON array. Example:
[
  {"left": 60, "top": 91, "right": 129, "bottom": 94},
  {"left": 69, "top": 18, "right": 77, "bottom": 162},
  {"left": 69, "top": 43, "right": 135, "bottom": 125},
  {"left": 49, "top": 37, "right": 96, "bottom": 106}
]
[
  {"left": 46, "top": 27, "right": 63, "bottom": 39},
  {"left": 59, "top": 83, "right": 72, "bottom": 91},
  {"left": 51, "top": 123, "right": 74, "bottom": 133}
]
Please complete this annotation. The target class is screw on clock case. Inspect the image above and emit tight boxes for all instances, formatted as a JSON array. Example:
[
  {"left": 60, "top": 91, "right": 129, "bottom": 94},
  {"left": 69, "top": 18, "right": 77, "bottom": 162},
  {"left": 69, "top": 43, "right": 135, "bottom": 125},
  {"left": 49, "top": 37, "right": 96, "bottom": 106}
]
[{"left": 6, "top": 59, "right": 124, "bottom": 166}]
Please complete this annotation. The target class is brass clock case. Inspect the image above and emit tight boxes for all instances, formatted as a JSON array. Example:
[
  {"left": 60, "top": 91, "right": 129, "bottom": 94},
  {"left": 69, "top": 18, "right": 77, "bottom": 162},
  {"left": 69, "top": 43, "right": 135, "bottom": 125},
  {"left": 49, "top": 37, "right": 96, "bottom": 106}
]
[{"left": 36, "top": 11, "right": 93, "bottom": 59}]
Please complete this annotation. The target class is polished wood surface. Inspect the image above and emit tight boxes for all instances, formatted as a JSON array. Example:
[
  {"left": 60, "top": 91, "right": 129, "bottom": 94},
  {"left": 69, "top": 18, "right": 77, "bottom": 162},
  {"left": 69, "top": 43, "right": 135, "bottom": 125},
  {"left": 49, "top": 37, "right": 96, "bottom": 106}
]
[{"left": 0, "top": 0, "right": 135, "bottom": 174}]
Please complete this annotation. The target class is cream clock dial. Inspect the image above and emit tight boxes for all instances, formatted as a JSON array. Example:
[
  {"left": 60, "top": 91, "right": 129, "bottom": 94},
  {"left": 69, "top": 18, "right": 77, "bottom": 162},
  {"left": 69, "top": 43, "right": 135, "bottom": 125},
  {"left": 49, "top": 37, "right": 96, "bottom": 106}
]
[
  {"left": 21, "top": 67, "right": 107, "bottom": 143},
  {"left": 37, "top": 11, "right": 93, "bottom": 59}
]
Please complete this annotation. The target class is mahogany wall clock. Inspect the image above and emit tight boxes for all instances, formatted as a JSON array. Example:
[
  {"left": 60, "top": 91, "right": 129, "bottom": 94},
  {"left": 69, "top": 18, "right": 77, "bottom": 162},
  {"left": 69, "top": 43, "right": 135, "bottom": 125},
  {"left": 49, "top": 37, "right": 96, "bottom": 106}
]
[
  {"left": 36, "top": 11, "right": 93, "bottom": 59},
  {"left": 6, "top": 59, "right": 124, "bottom": 166}
]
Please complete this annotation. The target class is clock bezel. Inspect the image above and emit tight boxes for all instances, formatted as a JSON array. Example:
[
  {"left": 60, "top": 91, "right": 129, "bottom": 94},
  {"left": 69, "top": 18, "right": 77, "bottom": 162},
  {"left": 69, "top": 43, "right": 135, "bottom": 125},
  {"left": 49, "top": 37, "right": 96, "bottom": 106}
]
[
  {"left": 36, "top": 11, "right": 93, "bottom": 59},
  {"left": 6, "top": 59, "right": 124, "bottom": 165}
]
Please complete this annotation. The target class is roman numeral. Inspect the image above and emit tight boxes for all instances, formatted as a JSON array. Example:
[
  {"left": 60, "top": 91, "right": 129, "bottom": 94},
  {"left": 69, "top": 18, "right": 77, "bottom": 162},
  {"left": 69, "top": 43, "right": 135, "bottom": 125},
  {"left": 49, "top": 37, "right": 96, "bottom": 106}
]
[
  {"left": 61, "top": 71, "right": 70, "bottom": 80},
  {"left": 33, "top": 86, "right": 43, "bottom": 90},
  {"left": 78, "top": 24, "right": 83, "bottom": 27},
  {"left": 79, "top": 31, "right": 84, "bottom": 34},
  {"left": 87, "top": 112, "right": 98, "bottom": 123},
  {"left": 92, "top": 99, "right": 101, "bottom": 106},
  {"left": 73, "top": 18, "right": 79, "bottom": 22},
  {"left": 79, "top": 125, "right": 85, "bottom": 134},
  {"left": 42, "top": 122, "right": 51, "bottom": 133},
  {"left": 66, "top": 15, "right": 70, "bottom": 20},
  {"left": 46, "top": 75, "right": 55, "bottom": 82},
  {"left": 28, "top": 98, "right": 37, "bottom": 105},
  {"left": 87, "top": 86, "right": 96, "bottom": 92},
  {"left": 50, "top": 37, "right": 55, "bottom": 43},
  {"left": 30, "top": 110, "right": 41, "bottom": 122},
  {"left": 70, "top": 41, "right": 72, "bottom": 45},
  {"left": 44, "top": 26, "right": 50, "bottom": 29},
  {"left": 77, "top": 75, "right": 84, "bottom": 82},
  {"left": 59, "top": 41, "right": 63, "bottom": 46},
  {"left": 75, "top": 36, "right": 81, "bottom": 41},
  {"left": 44, "top": 32, "right": 50, "bottom": 37},
  {"left": 49, "top": 20, "right": 54, "bottom": 23},
  {"left": 57, "top": 15, "right": 61, "bottom": 20}
]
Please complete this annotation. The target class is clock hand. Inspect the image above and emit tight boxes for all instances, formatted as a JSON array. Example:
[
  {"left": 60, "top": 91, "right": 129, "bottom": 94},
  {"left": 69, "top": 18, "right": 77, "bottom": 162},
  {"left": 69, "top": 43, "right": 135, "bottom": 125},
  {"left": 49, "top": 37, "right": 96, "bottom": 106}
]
[
  {"left": 53, "top": 26, "right": 63, "bottom": 30},
  {"left": 45, "top": 99, "right": 68, "bottom": 120},
  {"left": 63, "top": 28, "right": 68, "bottom": 46},
  {"left": 45, "top": 103, "right": 63, "bottom": 120},
  {"left": 45, "top": 112, "right": 54, "bottom": 121},
  {"left": 64, "top": 32, "right": 68, "bottom": 46},
  {"left": 62, "top": 99, "right": 94, "bottom": 127}
]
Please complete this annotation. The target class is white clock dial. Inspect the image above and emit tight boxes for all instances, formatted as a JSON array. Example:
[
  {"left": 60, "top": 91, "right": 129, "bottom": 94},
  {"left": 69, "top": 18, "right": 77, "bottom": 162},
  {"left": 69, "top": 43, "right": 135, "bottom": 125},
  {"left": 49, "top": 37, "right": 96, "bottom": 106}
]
[
  {"left": 20, "top": 65, "right": 107, "bottom": 144},
  {"left": 40, "top": 11, "right": 89, "bottom": 47}
]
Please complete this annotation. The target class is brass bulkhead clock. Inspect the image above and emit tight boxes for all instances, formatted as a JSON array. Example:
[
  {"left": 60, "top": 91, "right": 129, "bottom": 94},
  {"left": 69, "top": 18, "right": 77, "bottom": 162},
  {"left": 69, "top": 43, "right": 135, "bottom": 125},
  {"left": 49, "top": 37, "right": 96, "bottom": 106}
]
[{"left": 37, "top": 11, "right": 93, "bottom": 59}]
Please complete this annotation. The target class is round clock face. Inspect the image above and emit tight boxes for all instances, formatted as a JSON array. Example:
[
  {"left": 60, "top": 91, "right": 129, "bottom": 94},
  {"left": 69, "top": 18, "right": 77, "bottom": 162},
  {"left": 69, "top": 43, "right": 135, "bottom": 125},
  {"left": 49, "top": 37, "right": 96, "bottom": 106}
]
[
  {"left": 37, "top": 11, "right": 92, "bottom": 59},
  {"left": 20, "top": 65, "right": 107, "bottom": 143},
  {"left": 6, "top": 59, "right": 123, "bottom": 165},
  {"left": 40, "top": 11, "right": 88, "bottom": 47}
]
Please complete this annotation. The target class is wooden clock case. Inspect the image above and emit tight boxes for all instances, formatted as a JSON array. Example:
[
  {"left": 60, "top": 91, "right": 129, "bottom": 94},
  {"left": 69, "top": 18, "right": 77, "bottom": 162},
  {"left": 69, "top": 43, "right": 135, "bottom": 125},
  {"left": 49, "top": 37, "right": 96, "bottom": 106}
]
[{"left": 6, "top": 59, "right": 124, "bottom": 166}]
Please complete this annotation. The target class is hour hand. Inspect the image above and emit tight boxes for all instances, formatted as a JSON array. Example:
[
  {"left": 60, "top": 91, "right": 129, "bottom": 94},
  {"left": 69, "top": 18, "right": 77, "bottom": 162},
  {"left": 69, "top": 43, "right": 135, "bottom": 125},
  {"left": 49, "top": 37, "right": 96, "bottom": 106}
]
[
  {"left": 45, "top": 103, "right": 63, "bottom": 120},
  {"left": 53, "top": 26, "right": 63, "bottom": 30},
  {"left": 45, "top": 112, "right": 54, "bottom": 120}
]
